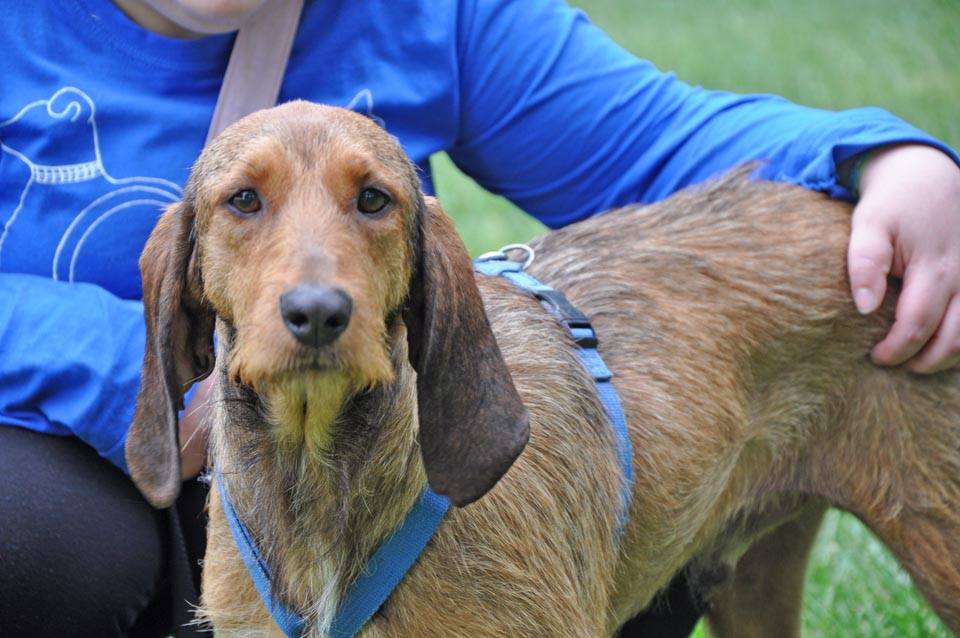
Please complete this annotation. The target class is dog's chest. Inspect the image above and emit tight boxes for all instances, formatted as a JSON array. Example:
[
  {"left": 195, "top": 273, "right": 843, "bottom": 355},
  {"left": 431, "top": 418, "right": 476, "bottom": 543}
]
[{"left": 298, "top": 555, "right": 342, "bottom": 636}]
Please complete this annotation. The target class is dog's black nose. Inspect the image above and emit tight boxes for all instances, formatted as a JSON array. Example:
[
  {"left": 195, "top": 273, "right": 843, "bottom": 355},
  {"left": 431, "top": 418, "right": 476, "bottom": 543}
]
[{"left": 279, "top": 285, "right": 352, "bottom": 348}]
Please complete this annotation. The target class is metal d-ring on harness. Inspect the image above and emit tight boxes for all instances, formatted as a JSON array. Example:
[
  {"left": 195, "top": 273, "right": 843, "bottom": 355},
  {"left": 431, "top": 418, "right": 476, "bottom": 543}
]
[
  {"left": 473, "top": 244, "right": 634, "bottom": 536},
  {"left": 215, "top": 244, "right": 634, "bottom": 638}
]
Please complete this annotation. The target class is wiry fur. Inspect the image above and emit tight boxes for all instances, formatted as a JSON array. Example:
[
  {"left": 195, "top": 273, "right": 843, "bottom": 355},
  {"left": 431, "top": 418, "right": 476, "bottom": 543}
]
[{"left": 130, "top": 103, "right": 960, "bottom": 637}]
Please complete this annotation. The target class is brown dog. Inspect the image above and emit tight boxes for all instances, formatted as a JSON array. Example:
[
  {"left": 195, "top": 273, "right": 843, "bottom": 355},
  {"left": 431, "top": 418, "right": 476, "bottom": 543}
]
[{"left": 126, "top": 102, "right": 960, "bottom": 637}]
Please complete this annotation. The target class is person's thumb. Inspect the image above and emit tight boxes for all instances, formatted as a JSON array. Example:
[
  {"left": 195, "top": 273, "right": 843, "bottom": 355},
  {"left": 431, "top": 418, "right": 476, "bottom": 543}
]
[{"left": 847, "top": 215, "right": 894, "bottom": 315}]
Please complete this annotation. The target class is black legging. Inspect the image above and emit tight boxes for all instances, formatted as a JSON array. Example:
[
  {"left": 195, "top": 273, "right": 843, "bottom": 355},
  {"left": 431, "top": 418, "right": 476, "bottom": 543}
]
[
  {"left": 617, "top": 571, "right": 706, "bottom": 637},
  {"left": 0, "top": 426, "right": 209, "bottom": 638}
]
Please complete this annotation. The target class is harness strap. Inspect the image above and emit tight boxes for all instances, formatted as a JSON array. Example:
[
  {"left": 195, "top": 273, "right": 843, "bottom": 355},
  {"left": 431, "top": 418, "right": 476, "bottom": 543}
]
[
  {"left": 329, "top": 489, "right": 449, "bottom": 637},
  {"left": 217, "top": 471, "right": 305, "bottom": 637},
  {"left": 473, "top": 257, "right": 634, "bottom": 535},
  {"left": 217, "top": 471, "right": 448, "bottom": 638}
]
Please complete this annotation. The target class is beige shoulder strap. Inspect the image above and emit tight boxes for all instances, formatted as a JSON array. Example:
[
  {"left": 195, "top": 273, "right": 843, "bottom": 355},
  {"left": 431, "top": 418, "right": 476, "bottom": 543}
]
[{"left": 205, "top": 0, "right": 305, "bottom": 145}]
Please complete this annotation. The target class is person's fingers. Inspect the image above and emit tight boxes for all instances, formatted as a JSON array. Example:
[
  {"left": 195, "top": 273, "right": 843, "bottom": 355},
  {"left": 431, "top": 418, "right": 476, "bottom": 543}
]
[
  {"left": 180, "top": 425, "right": 209, "bottom": 481},
  {"left": 179, "top": 374, "right": 214, "bottom": 480},
  {"left": 907, "top": 294, "right": 960, "bottom": 374},
  {"left": 871, "top": 265, "right": 952, "bottom": 366},
  {"left": 847, "top": 219, "right": 894, "bottom": 314}
]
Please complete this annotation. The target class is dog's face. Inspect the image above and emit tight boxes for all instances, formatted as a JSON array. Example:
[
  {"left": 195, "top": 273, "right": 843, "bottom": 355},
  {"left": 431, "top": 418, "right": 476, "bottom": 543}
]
[
  {"left": 126, "top": 102, "right": 529, "bottom": 510},
  {"left": 196, "top": 105, "right": 418, "bottom": 399}
]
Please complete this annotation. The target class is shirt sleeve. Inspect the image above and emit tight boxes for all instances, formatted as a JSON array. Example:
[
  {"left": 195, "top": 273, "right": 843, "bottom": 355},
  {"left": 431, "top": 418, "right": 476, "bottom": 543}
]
[
  {"left": 0, "top": 273, "right": 145, "bottom": 472},
  {"left": 449, "top": 0, "right": 960, "bottom": 228}
]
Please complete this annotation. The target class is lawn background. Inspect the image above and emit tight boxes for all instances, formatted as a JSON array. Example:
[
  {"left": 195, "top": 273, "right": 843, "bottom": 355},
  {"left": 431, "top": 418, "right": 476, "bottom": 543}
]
[{"left": 430, "top": 1, "right": 959, "bottom": 636}]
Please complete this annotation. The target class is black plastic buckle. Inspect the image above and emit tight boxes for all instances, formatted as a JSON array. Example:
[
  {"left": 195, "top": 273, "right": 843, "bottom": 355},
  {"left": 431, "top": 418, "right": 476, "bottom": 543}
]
[{"left": 532, "top": 288, "right": 599, "bottom": 349}]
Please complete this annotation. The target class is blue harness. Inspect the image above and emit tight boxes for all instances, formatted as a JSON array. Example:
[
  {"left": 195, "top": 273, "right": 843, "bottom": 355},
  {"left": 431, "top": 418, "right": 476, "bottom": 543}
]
[{"left": 216, "top": 244, "right": 634, "bottom": 637}]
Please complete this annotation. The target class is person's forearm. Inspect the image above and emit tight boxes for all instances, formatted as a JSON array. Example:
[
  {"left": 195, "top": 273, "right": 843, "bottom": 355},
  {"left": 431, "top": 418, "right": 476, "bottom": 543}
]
[{"left": 449, "top": 0, "right": 959, "bottom": 227}]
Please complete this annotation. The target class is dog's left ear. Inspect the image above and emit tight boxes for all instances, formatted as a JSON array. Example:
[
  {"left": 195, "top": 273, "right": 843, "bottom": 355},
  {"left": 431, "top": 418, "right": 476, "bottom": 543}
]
[
  {"left": 403, "top": 196, "right": 530, "bottom": 507},
  {"left": 126, "top": 201, "right": 215, "bottom": 509}
]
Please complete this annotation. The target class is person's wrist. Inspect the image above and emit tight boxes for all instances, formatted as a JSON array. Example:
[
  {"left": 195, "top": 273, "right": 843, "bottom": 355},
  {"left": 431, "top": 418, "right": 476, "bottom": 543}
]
[
  {"left": 842, "top": 149, "right": 879, "bottom": 199},
  {"left": 857, "top": 144, "right": 960, "bottom": 202}
]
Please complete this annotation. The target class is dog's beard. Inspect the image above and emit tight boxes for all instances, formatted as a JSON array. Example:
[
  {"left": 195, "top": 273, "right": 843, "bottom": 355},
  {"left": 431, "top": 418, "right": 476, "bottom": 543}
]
[{"left": 262, "top": 369, "right": 353, "bottom": 453}]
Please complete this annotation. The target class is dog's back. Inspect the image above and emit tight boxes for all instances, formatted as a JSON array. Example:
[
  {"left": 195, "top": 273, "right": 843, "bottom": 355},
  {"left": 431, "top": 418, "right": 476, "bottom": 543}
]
[{"left": 508, "top": 173, "right": 960, "bottom": 632}]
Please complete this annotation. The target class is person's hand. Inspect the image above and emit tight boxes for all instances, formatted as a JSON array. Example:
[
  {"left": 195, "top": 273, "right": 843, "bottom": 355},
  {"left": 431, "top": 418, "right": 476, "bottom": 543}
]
[
  {"left": 179, "top": 375, "right": 215, "bottom": 480},
  {"left": 846, "top": 144, "right": 960, "bottom": 373}
]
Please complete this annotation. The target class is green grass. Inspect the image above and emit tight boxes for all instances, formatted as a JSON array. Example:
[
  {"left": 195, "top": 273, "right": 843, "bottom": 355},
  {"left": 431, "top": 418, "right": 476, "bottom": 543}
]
[
  {"left": 801, "top": 511, "right": 948, "bottom": 638},
  {"left": 432, "top": 1, "right": 958, "bottom": 636}
]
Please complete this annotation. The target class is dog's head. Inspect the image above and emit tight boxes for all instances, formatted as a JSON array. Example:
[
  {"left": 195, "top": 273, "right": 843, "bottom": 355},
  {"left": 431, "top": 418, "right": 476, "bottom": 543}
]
[{"left": 126, "top": 102, "right": 529, "bottom": 509}]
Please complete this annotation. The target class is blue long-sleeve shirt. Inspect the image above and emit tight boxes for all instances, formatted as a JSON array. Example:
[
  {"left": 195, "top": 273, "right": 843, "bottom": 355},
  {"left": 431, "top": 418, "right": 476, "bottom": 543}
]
[{"left": 1, "top": 0, "right": 957, "bottom": 471}]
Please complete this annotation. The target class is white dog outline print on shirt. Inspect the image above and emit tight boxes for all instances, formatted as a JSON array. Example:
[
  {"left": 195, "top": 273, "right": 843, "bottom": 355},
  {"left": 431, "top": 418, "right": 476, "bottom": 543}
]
[
  {"left": 345, "top": 88, "right": 386, "bottom": 129},
  {"left": 0, "top": 86, "right": 182, "bottom": 282}
]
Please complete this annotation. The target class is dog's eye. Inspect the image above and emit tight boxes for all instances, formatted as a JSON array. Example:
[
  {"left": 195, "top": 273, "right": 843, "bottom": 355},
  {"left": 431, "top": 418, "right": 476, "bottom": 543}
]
[
  {"left": 227, "top": 189, "right": 262, "bottom": 215},
  {"left": 357, "top": 188, "right": 390, "bottom": 215}
]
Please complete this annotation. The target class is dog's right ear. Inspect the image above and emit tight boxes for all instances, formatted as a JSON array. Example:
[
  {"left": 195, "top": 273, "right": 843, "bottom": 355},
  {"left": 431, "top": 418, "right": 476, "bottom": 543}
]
[{"left": 126, "top": 201, "right": 215, "bottom": 509}]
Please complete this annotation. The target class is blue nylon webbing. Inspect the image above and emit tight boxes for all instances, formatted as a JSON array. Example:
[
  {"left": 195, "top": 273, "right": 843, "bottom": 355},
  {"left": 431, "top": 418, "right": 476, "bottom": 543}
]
[
  {"left": 328, "top": 488, "right": 449, "bottom": 637},
  {"left": 215, "top": 252, "right": 632, "bottom": 638},
  {"left": 217, "top": 471, "right": 306, "bottom": 638},
  {"left": 473, "top": 257, "right": 634, "bottom": 535},
  {"left": 217, "top": 472, "right": 448, "bottom": 638}
]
